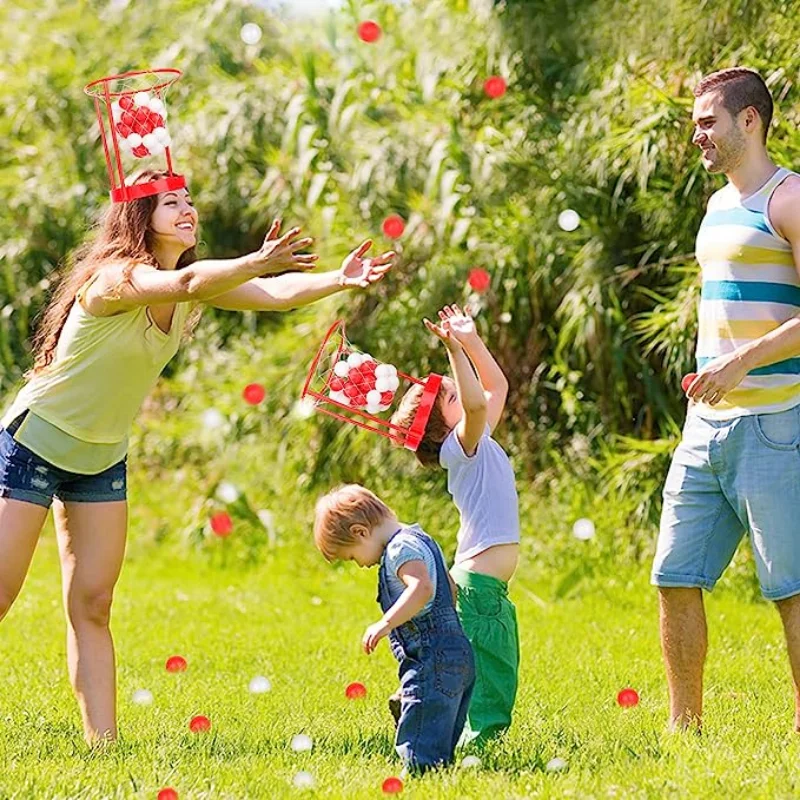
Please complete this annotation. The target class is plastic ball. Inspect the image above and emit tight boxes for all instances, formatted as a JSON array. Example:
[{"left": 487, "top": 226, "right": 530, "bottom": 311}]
[
  {"left": 243, "top": 383, "right": 265, "bottom": 405},
  {"left": 132, "top": 688, "right": 154, "bottom": 705},
  {"left": 291, "top": 733, "right": 313, "bottom": 752},
  {"left": 240, "top": 22, "right": 263, "bottom": 45},
  {"left": 216, "top": 481, "right": 240, "bottom": 504},
  {"left": 201, "top": 408, "right": 225, "bottom": 430},
  {"left": 148, "top": 113, "right": 165, "bottom": 129},
  {"left": 142, "top": 133, "right": 157, "bottom": 150},
  {"left": 366, "top": 390, "right": 381, "bottom": 405},
  {"left": 461, "top": 755, "right": 482, "bottom": 769},
  {"left": 329, "top": 375, "right": 345, "bottom": 391},
  {"left": 617, "top": 688, "right": 640, "bottom": 708},
  {"left": 384, "top": 365, "right": 398, "bottom": 377},
  {"left": 387, "top": 375, "right": 400, "bottom": 391},
  {"left": 366, "top": 404, "right": 382, "bottom": 416},
  {"left": 483, "top": 75, "right": 507, "bottom": 99},
  {"left": 111, "top": 101, "right": 122, "bottom": 122},
  {"left": 682, "top": 373, "right": 697, "bottom": 393},
  {"left": 127, "top": 132, "right": 143, "bottom": 148},
  {"left": 119, "top": 95, "right": 134, "bottom": 110},
  {"left": 343, "top": 383, "right": 361, "bottom": 399},
  {"left": 333, "top": 361, "right": 350, "bottom": 378},
  {"left": 165, "top": 655, "right": 187, "bottom": 673},
  {"left": 572, "top": 518, "right": 595, "bottom": 540},
  {"left": 382, "top": 215, "right": 405, "bottom": 239},
  {"left": 148, "top": 141, "right": 165, "bottom": 156},
  {"left": 375, "top": 364, "right": 391, "bottom": 378},
  {"left": 357, "top": 20, "right": 382, "bottom": 42},
  {"left": 380, "top": 391, "right": 394, "bottom": 406},
  {"left": 346, "top": 352, "right": 364, "bottom": 368},
  {"left": 132, "top": 144, "right": 149, "bottom": 158},
  {"left": 546, "top": 757, "right": 568, "bottom": 772},
  {"left": 361, "top": 358, "right": 377, "bottom": 374},
  {"left": 133, "top": 91, "right": 151, "bottom": 107},
  {"left": 328, "top": 390, "right": 349, "bottom": 406},
  {"left": 249, "top": 675, "right": 272, "bottom": 694},
  {"left": 375, "top": 376, "right": 392, "bottom": 393},
  {"left": 189, "top": 714, "right": 211, "bottom": 733},
  {"left": 382, "top": 777, "right": 404, "bottom": 794},
  {"left": 117, "top": 124, "right": 132, "bottom": 139},
  {"left": 148, "top": 96, "right": 166, "bottom": 114},
  {"left": 345, "top": 681, "right": 367, "bottom": 700},
  {"left": 210, "top": 512, "right": 233, "bottom": 537},
  {"left": 558, "top": 209, "right": 581, "bottom": 232},
  {"left": 158, "top": 789, "right": 179, "bottom": 800},
  {"left": 468, "top": 267, "right": 491, "bottom": 293}
]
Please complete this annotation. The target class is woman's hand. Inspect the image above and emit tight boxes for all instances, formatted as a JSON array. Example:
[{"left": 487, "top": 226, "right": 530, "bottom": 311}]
[
  {"left": 338, "top": 240, "right": 395, "bottom": 288},
  {"left": 250, "top": 220, "right": 318, "bottom": 276},
  {"left": 437, "top": 304, "right": 477, "bottom": 343},
  {"left": 687, "top": 351, "right": 750, "bottom": 406}
]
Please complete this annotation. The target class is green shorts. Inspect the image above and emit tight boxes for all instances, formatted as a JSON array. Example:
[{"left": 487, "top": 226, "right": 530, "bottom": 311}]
[{"left": 451, "top": 565, "right": 520, "bottom": 745}]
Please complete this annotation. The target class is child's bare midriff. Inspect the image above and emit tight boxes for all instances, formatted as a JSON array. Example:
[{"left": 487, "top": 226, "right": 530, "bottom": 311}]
[{"left": 455, "top": 542, "right": 519, "bottom": 582}]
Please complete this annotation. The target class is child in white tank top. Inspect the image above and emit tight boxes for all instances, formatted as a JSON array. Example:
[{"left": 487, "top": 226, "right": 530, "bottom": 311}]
[{"left": 391, "top": 303, "right": 520, "bottom": 746}]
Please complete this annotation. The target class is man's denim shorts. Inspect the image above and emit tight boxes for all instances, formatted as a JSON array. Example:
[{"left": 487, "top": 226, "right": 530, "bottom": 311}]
[
  {"left": 0, "top": 416, "right": 127, "bottom": 509},
  {"left": 653, "top": 403, "right": 800, "bottom": 601}
]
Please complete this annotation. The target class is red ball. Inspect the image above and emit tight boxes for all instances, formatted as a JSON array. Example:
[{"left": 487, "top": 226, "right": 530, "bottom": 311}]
[
  {"left": 343, "top": 383, "right": 361, "bottom": 399},
  {"left": 210, "top": 512, "right": 233, "bottom": 537},
  {"left": 132, "top": 145, "right": 149, "bottom": 158},
  {"left": 361, "top": 358, "right": 377, "bottom": 374},
  {"left": 120, "top": 111, "right": 136, "bottom": 128},
  {"left": 243, "top": 383, "right": 266, "bottom": 405},
  {"left": 189, "top": 714, "right": 211, "bottom": 733},
  {"left": 380, "top": 391, "right": 394, "bottom": 406},
  {"left": 681, "top": 373, "right": 697, "bottom": 394},
  {"left": 329, "top": 375, "right": 345, "bottom": 392},
  {"left": 345, "top": 681, "right": 367, "bottom": 700},
  {"left": 116, "top": 123, "right": 132, "bottom": 139},
  {"left": 135, "top": 106, "right": 150, "bottom": 122},
  {"left": 484, "top": 75, "right": 507, "bottom": 99},
  {"left": 158, "top": 789, "right": 179, "bottom": 800},
  {"left": 468, "top": 267, "right": 491, "bottom": 293},
  {"left": 119, "top": 95, "right": 134, "bottom": 110},
  {"left": 382, "top": 215, "right": 405, "bottom": 239},
  {"left": 357, "top": 20, "right": 382, "bottom": 43},
  {"left": 382, "top": 777, "right": 404, "bottom": 794},
  {"left": 150, "top": 113, "right": 165, "bottom": 128},
  {"left": 617, "top": 688, "right": 639, "bottom": 708},
  {"left": 349, "top": 367, "right": 369, "bottom": 387},
  {"left": 165, "top": 655, "right": 187, "bottom": 673},
  {"left": 353, "top": 394, "right": 368, "bottom": 408}
]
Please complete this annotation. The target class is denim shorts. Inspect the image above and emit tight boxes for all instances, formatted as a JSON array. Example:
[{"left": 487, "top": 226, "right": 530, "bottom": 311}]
[
  {"left": 0, "top": 419, "right": 127, "bottom": 509},
  {"left": 652, "top": 403, "right": 800, "bottom": 601}
]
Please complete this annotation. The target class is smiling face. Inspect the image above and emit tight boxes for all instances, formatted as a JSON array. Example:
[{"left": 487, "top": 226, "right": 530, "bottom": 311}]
[
  {"left": 149, "top": 188, "right": 198, "bottom": 252},
  {"left": 691, "top": 90, "right": 750, "bottom": 175}
]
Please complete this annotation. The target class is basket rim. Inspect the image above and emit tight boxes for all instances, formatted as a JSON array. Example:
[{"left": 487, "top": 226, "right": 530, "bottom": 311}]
[{"left": 84, "top": 68, "right": 182, "bottom": 98}]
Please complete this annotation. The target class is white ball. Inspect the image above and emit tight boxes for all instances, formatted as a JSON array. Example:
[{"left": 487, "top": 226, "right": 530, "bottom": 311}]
[
  {"left": 127, "top": 132, "right": 143, "bottom": 148},
  {"left": 328, "top": 390, "right": 349, "bottom": 406},
  {"left": 131, "top": 688, "right": 153, "bottom": 706},
  {"left": 366, "top": 390, "right": 381, "bottom": 405},
  {"left": 148, "top": 97, "right": 165, "bottom": 115},
  {"left": 118, "top": 136, "right": 132, "bottom": 152},
  {"left": 546, "top": 756, "right": 568, "bottom": 772},
  {"left": 333, "top": 361, "right": 349, "bottom": 378},
  {"left": 292, "top": 771, "right": 315, "bottom": 790},
  {"left": 249, "top": 675, "right": 272, "bottom": 694},
  {"left": 500, "top": 311, "right": 512, "bottom": 324},
  {"left": 361, "top": 353, "right": 373, "bottom": 362},
  {"left": 346, "top": 353, "right": 364, "bottom": 368},
  {"left": 558, "top": 209, "right": 580, "bottom": 232},
  {"left": 133, "top": 91, "right": 151, "bottom": 108},
  {"left": 290, "top": 733, "right": 313, "bottom": 752},
  {"left": 375, "top": 364, "right": 391, "bottom": 378},
  {"left": 572, "top": 518, "right": 595, "bottom": 540},
  {"left": 111, "top": 101, "right": 122, "bottom": 122},
  {"left": 153, "top": 126, "right": 170, "bottom": 144},
  {"left": 240, "top": 22, "right": 263, "bottom": 45},
  {"left": 142, "top": 133, "right": 157, "bottom": 150},
  {"left": 202, "top": 408, "right": 225, "bottom": 430},
  {"left": 375, "top": 376, "right": 392, "bottom": 393},
  {"left": 366, "top": 404, "right": 382, "bottom": 416},
  {"left": 385, "top": 364, "right": 398, "bottom": 378},
  {"left": 461, "top": 755, "right": 481, "bottom": 769},
  {"left": 293, "top": 397, "right": 316, "bottom": 419},
  {"left": 159, "top": 132, "right": 171, "bottom": 148},
  {"left": 148, "top": 141, "right": 165, "bottom": 156},
  {"left": 216, "top": 481, "right": 240, "bottom": 504},
  {"left": 387, "top": 375, "right": 400, "bottom": 391},
  {"left": 310, "top": 596, "right": 323, "bottom": 606}
]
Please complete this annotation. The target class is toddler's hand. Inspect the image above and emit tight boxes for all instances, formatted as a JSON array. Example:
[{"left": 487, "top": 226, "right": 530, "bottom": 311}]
[
  {"left": 423, "top": 317, "right": 463, "bottom": 352},
  {"left": 438, "top": 304, "right": 476, "bottom": 342},
  {"left": 362, "top": 620, "right": 391, "bottom": 654}
]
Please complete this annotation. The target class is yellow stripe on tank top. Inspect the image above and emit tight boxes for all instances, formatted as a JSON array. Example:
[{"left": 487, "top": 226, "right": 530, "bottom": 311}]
[
  {"left": 711, "top": 381, "right": 800, "bottom": 412},
  {"left": 697, "top": 241, "right": 795, "bottom": 266},
  {"left": 698, "top": 318, "right": 784, "bottom": 341}
]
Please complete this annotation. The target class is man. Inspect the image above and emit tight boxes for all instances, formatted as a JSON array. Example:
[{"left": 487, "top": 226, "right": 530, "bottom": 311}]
[{"left": 653, "top": 67, "right": 800, "bottom": 731}]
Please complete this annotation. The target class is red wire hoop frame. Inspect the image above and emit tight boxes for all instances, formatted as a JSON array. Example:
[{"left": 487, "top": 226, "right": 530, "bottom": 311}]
[
  {"left": 301, "top": 320, "right": 442, "bottom": 452},
  {"left": 84, "top": 68, "right": 185, "bottom": 203}
]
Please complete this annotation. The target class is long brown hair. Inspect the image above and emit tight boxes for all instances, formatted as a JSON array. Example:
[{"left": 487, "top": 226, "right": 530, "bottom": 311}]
[{"left": 30, "top": 170, "right": 198, "bottom": 373}]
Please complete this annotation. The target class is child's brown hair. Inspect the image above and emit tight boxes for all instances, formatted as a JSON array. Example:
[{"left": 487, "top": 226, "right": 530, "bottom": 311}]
[
  {"left": 313, "top": 484, "right": 394, "bottom": 561},
  {"left": 390, "top": 382, "right": 451, "bottom": 467}
]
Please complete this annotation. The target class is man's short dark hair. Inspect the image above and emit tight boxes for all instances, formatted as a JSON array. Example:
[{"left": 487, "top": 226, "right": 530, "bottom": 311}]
[{"left": 694, "top": 67, "right": 774, "bottom": 142}]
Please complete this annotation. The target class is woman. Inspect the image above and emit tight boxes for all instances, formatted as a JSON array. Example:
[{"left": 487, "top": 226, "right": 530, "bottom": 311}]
[{"left": 0, "top": 170, "right": 394, "bottom": 744}]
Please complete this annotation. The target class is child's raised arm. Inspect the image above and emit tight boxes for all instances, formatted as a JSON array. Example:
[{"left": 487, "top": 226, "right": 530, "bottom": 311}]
[
  {"left": 424, "top": 315, "right": 488, "bottom": 457},
  {"left": 362, "top": 560, "right": 434, "bottom": 654},
  {"left": 439, "top": 304, "right": 509, "bottom": 433}
]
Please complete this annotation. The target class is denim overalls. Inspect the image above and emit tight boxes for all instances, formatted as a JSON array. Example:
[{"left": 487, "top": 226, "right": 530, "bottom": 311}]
[{"left": 378, "top": 527, "right": 475, "bottom": 772}]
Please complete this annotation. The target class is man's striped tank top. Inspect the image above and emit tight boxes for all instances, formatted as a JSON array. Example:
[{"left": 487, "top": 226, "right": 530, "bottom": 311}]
[{"left": 695, "top": 166, "right": 800, "bottom": 420}]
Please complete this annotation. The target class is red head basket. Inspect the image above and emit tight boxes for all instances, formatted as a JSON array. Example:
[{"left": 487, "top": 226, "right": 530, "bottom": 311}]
[
  {"left": 301, "top": 320, "right": 442, "bottom": 451},
  {"left": 84, "top": 68, "right": 185, "bottom": 203}
]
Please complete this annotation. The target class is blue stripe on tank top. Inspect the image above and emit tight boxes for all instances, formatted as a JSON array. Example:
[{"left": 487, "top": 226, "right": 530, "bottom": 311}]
[
  {"left": 699, "top": 207, "right": 772, "bottom": 236},
  {"left": 697, "top": 355, "right": 800, "bottom": 376},
  {"left": 701, "top": 280, "right": 800, "bottom": 306}
]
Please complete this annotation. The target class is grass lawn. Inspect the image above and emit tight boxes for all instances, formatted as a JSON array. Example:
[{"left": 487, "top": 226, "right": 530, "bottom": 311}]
[{"left": 1, "top": 525, "right": 799, "bottom": 799}]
